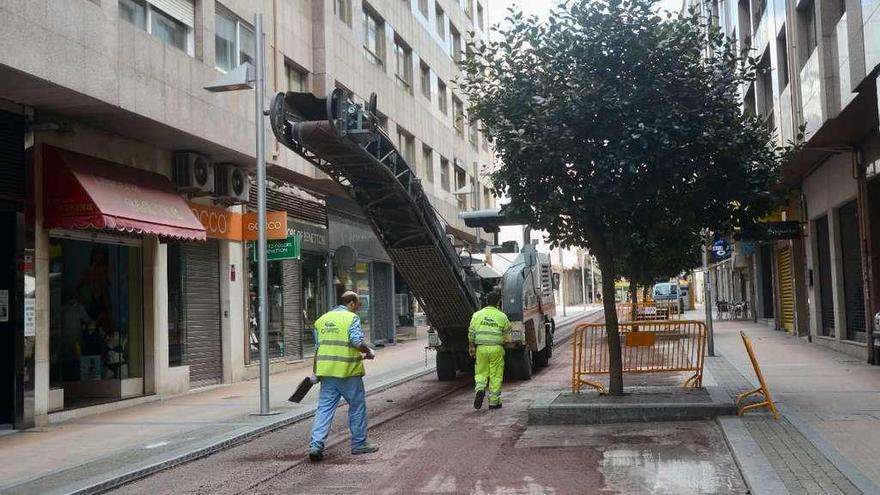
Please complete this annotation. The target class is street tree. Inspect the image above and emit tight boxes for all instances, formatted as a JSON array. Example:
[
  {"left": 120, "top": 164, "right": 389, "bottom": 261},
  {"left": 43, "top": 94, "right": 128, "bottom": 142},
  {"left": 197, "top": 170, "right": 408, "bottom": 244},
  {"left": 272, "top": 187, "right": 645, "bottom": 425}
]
[{"left": 460, "top": 0, "right": 785, "bottom": 394}]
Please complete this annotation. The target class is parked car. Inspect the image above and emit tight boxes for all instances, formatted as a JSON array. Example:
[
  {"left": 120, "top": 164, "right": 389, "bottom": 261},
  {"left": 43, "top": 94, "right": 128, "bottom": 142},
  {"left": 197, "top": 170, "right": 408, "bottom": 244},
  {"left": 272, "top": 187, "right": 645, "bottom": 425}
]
[{"left": 652, "top": 282, "right": 685, "bottom": 313}]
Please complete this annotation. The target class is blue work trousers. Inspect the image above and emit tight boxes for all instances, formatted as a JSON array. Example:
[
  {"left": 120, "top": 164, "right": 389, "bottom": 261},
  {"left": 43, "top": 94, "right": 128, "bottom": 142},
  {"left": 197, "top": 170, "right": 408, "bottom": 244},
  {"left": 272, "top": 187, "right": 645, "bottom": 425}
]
[{"left": 309, "top": 376, "right": 368, "bottom": 451}]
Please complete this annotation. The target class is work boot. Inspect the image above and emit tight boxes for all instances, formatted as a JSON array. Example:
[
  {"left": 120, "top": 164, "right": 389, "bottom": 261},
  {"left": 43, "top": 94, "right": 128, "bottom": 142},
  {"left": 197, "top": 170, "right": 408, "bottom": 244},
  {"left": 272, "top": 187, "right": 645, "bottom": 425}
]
[
  {"left": 308, "top": 448, "right": 324, "bottom": 462},
  {"left": 474, "top": 390, "right": 485, "bottom": 409},
  {"left": 351, "top": 442, "right": 379, "bottom": 455},
  {"left": 489, "top": 403, "right": 502, "bottom": 410}
]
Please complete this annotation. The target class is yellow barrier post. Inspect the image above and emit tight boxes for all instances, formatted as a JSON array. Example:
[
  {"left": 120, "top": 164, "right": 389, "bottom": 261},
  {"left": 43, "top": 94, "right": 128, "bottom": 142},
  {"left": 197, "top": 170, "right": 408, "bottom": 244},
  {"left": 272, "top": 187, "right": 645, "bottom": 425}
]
[{"left": 736, "top": 331, "right": 780, "bottom": 419}]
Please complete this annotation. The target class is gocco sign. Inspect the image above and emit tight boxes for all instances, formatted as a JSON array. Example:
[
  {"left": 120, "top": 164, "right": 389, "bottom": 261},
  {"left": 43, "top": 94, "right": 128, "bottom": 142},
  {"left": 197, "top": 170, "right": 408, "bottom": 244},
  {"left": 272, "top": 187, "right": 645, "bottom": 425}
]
[{"left": 242, "top": 211, "right": 288, "bottom": 241}]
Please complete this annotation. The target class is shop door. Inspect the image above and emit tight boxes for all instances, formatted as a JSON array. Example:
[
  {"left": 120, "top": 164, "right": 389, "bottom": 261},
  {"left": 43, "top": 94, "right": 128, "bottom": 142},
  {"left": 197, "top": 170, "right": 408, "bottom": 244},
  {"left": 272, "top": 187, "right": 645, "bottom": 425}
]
[
  {"left": 839, "top": 202, "right": 866, "bottom": 342},
  {"left": 0, "top": 212, "right": 16, "bottom": 427},
  {"left": 371, "top": 262, "right": 395, "bottom": 344},
  {"left": 776, "top": 245, "right": 795, "bottom": 332},
  {"left": 183, "top": 240, "right": 223, "bottom": 386},
  {"left": 759, "top": 244, "right": 774, "bottom": 319},
  {"left": 815, "top": 216, "right": 835, "bottom": 336}
]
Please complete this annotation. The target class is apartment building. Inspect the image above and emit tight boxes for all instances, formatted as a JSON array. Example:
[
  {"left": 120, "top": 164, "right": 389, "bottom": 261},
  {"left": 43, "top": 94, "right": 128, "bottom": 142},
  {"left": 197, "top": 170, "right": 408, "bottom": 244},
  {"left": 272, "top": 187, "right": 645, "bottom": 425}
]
[
  {"left": 692, "top": 0, "right": 879, "bottom": 360},
  {"left": 0, "top": 0, "right": 493, "bottom": 429}
]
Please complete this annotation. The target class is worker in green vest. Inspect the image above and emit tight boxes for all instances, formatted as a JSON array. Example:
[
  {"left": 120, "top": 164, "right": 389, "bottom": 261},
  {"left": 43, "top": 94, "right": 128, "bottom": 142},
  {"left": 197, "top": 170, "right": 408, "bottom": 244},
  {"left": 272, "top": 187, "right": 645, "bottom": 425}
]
[
  {"left": 308, "top": 291, "right": 377, "bottom": 462},
  {"left": 469, "top": 291, "right": 511, "bottom": 410}
]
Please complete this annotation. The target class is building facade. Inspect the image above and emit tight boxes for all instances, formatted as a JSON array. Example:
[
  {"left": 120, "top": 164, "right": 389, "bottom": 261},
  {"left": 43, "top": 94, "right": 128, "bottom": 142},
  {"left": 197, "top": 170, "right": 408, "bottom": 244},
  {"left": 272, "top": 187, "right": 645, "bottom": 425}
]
[
  {"left": 0, "top": 0, "right": 493, "bottom": 429},
  {"left": 693, "top": 0, "right": 879, "bottom": 357}
]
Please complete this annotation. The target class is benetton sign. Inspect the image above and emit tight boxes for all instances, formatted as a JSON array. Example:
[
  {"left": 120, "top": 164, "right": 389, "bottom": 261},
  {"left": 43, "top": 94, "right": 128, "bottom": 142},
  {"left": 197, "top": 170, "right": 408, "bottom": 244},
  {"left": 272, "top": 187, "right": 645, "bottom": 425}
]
[
  {"left": 188, "top": 203, "right": 287, "bottom": 241},
  {"left": 250, "top": 236, "right": 302, "bottom": 261}
]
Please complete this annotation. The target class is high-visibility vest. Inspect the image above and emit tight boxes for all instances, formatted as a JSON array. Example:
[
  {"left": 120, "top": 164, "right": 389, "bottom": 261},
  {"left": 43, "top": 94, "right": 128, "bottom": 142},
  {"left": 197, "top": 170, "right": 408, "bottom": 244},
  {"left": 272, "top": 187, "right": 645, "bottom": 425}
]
[
  {"left": 314, "top": 310, "right": 364, "bottom": 378},
  {"left": 469, "top": 306, "right": 509, "bottom": 346}
]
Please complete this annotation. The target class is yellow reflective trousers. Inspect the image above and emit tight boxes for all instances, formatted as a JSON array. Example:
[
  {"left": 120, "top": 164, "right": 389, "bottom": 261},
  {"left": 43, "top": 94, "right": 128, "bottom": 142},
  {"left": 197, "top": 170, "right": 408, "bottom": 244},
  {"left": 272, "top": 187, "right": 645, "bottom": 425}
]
[{"left": 474, "top": 345, "right": 505, "bottom": 406}]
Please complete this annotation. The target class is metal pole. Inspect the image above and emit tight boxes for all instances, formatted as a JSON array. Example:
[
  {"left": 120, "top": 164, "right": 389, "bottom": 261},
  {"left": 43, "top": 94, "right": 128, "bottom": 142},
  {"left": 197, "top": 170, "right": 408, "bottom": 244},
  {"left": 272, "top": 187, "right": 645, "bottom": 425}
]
[
  {"left": 254, "top": 13, "right": 271, "bottom": 415},
  {"left": 703, "top": 241, "right": 715, "bottom": 357},
  {"left": 580, "top": 250, "right": 587, "bottom": 309},
  {"left": 589, "top": 251, "right": 596, "bottom": 304},
  {"left": 559, "top": 248, "right": 566, "bottom": 317}
]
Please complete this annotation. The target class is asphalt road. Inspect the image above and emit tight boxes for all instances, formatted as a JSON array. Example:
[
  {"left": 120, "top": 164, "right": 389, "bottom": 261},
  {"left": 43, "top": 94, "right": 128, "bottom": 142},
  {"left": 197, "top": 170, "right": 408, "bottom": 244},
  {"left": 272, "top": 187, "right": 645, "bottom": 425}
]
[{"left": 110, "top": 311, "right": 747, "bottom": 495}]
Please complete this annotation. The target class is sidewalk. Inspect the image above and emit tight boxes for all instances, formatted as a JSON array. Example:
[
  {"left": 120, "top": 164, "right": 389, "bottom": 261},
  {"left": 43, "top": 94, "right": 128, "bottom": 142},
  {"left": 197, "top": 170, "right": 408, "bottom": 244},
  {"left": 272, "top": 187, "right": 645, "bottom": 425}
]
[
  {"left": 1, "top": 310, "right": 593, "bottom": 495},
  {"left": 0, "top": 337, "right": 435, "bottom": 495},
  {"left": 708, "top": 318, "right": 880, "bottom": 495}
]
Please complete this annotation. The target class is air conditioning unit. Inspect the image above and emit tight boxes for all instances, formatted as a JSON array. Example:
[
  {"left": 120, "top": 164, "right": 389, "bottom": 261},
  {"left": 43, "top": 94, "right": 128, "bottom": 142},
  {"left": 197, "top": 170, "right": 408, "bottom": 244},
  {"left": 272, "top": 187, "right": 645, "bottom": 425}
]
[
  {"left": 214, "top": 163, "right": 250, "bottom": 204},
  {"left": 173, "top": 152, "right": 214, "bottom": 195}
]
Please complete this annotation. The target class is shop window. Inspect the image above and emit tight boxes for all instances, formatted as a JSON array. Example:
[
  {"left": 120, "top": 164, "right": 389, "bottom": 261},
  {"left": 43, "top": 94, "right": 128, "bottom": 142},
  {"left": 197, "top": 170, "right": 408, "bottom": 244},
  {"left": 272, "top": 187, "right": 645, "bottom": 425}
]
[
  {"left": 167, "top": 243, "right": 185, "bottom": 367},
  {"left": 248, "top": 257, "right": 286, "bottom": 360},
  {"left": 301, "top": 253, "right": 328, "bottom": 357},
  {"left": 49, "top": 237, "right": 143, "bottom": 409},
  {"left": 215, "top": 4, "right": 256, "bottom": 73},
  {"left": 334, "top": 261, "right": 371, "bottom": 339}
]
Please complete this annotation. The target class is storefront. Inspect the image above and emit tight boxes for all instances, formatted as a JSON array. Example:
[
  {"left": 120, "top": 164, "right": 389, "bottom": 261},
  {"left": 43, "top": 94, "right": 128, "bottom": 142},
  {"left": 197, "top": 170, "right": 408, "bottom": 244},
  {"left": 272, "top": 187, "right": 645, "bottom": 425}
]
[
  {"left": 328, "top": 201, "right": 395, "bottom": 345},
  {"left": 0, "top": 110, "right": 27, "bottom": 429},
  {"left": 246, "top": 182, "right": 328, "bottom": 364},
  {"left": 41, "top": 145, "right": 206, "bottom": 411}
]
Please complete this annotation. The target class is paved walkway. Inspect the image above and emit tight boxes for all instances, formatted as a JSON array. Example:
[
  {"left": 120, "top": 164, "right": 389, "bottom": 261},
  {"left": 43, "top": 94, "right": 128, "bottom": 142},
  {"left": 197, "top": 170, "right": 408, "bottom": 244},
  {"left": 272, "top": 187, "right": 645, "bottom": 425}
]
[
  {"left": 709, "top": 318, "right": 880, "bottom": 495},
  {"left": 0, "top": 337, "right": 436, "bottom": 494}
]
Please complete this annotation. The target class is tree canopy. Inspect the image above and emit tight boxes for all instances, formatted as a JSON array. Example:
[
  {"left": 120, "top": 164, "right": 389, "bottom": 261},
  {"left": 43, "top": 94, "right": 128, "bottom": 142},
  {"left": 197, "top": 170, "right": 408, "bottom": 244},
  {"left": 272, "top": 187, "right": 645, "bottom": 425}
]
[{"left": 460, "top": 0, "right": 787, "bottom": 394}]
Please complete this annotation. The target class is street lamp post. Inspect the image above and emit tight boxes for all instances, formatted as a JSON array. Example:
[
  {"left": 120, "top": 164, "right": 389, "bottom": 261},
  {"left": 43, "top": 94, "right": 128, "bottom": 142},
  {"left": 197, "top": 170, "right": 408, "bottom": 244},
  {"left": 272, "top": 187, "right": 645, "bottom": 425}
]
[
  {"left": 702, "top": 237, "right": 715, "bottom": 357},
  {"left": 205, "top": 13, "right": 275, "bottom": 415}
]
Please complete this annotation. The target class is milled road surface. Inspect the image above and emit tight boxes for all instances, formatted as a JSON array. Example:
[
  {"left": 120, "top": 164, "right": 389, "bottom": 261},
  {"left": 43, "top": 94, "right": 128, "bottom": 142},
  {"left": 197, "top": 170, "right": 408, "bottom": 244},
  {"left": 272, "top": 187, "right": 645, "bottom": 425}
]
[{"left": 111, "top": 315, "right": 747, "bottom": 495}]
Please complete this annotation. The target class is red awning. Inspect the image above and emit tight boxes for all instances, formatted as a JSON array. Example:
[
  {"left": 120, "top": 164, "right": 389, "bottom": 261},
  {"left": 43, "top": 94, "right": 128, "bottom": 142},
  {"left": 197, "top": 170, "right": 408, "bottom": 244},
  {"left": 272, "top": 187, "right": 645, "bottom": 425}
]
[{"left": 43, "top": 145, "right": 206, "bottom": 241}]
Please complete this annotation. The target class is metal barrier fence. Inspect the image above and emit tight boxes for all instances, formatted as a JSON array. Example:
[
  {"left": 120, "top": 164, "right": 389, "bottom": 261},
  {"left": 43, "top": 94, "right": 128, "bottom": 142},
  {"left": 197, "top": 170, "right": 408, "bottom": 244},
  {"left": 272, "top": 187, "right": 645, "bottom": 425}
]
[
  {"left": 615, "top": 301, "right": 683, "bottom": 322},
  {"left": 572, "top": 320, "right": 706, "bottom": 394}
]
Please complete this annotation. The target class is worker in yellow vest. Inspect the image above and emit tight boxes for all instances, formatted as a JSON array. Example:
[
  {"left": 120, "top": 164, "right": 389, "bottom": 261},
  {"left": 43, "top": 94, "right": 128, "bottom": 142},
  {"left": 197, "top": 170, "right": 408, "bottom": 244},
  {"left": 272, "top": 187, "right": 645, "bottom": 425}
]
[
  {"left": 469, "top": 291, "right": 511, "bottom": 410},
  {"left": 308, "top": 291, "right": 377, "bottom": 462}
]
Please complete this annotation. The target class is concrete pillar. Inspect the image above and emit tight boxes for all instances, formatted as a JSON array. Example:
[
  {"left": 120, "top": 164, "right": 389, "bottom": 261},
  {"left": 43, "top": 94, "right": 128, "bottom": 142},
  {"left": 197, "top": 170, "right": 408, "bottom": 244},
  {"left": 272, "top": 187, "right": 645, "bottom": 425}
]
[
  {"left": 33, "top": 143, "right": 49, "bottom": 426},
  {"left": 221, "top": 239, "right": 246, "bottom": 383}
]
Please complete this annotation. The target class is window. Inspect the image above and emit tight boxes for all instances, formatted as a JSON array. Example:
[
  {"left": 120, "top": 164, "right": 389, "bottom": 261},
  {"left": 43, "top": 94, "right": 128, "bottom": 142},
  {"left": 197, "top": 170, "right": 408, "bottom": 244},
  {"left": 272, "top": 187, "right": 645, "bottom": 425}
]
[
  {"left": 776, "top": 30, "right": 789, "bottom": 91},
  {"left": 455, "top": 164, "right": 468, "bottom": 209},
  {"left": 752, "top": 0, "right": 766, "bottom": 28},
  {"left": 435, "top": 3, "right": 446, "bottom": 39},
  {"left": 377, "top": 112, "right": 389, "bottom": 132},
  {"left": 464, "top": 0, "right": 473, "bottom": 18},
  {"left": 450, "top": 25, "right": 462, "bottom": 62},
  {"left": 469, "top": 118, "right": 479, "bottom": 147},
  {"left": 438, "top": 80, "right": 448, "bottom": 114},
  {"left": 483, "top": 187, "right": 492, "bottom": 209},
  {"left": 419, "top": 0, "right": 429, "bottom": 17},
  {"left": 440, "top": 156, "right": 450, "bottom": 191},
  {"left": 394, "top": 37, "right": 413, "bottom": 91},
  {"left": 118, "top": 0, "right": 193, "bottom": 54},
  {"left": 839, "top": 201, "right": 866, "bottom": 342},
  {"left": 477, "top": 2, "right": 485, "bottom": 29},
  {"left": 286, "top": 63, "right": 308, "bottom": 92},
  {"left": 335, "top": 0, "right": 352, "bottom": 26},
  {"left": 797, "top": 0, "right": 817, "bottom": 67},
  {"left": 215, "top": 6, "right": 256, "bottom": 72},
  {"left": 423, "top": 145, "right": 434, "bottom": 182},
  {"left": 453, "top": 96, "right": 464, "bottom": 134},
  {"left": 420, "top": 62, "right": 432, "bottom": 99},
  {"left": 482, "top": 129, "right": 489, "bottom": 151},
  {"left": 363, "top": 8, "right": 385, "bottom": 67},
  {"left": 397, "top": 127, "right": 416, "bottom": 167},
  {"left": 119, "top": 0, "right": 146, "bottom": 29}
]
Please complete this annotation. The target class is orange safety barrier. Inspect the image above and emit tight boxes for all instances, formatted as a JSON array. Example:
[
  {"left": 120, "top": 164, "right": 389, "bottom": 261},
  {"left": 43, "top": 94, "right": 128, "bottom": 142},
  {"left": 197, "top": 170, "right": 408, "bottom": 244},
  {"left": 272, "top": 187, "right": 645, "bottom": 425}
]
[
  {"left": 736, "top": 331, "right": 780, "bottom": 419},
  {"left": 571, "top": 320, "right": 706, "bottom": 394}
]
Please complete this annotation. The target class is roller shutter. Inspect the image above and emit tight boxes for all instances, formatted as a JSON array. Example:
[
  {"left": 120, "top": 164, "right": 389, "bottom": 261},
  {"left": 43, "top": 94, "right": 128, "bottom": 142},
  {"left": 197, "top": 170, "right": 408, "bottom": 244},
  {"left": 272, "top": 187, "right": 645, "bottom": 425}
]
[
  {"left": 371, "top": 262, "right": 395, "bottom": 344},
  {"left": 183, "top": 240, "right": 222, "bottom": 386},
  {"left": 815, "top": 216, "right": 835, "bottom": 336},
  {"left": 776, "top": 245, "right": 795, "bottom": 332},
  {"left": 0, "top": 111, "right": 25, "bottom": 203},
  {"left": 149, "top": 0, "right": 194, "bottom": 26},
  {"left": 282, "top": 259, "right": 303, "bottom": 360},
  {"left": 839, "top": 202, "right": 866, "bottom": 342}
]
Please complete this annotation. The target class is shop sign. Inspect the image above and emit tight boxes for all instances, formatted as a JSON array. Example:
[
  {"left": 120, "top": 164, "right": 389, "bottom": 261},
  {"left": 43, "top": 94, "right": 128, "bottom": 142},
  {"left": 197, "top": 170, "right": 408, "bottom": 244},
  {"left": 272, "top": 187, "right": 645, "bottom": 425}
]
[
  {"left": 189, "top": 203, "right": 243, "bottom": 240},
  {"left": 24, "top": 298, "right": 35, "bottom": 337},
  {"left": 711, "top": 239, "right": 732, "bottom": 262},
  {"left": 243, "top": 211, "right": 288, "bottom": 241},
  {"left": 251, "top": 235, "right": 301, "bottom": 261},
  {"left": 741, "top": 221, "right": 803, "bottom": 241},
  {"left": 289, "top": 221, "right": 328, "bottom": 252}
]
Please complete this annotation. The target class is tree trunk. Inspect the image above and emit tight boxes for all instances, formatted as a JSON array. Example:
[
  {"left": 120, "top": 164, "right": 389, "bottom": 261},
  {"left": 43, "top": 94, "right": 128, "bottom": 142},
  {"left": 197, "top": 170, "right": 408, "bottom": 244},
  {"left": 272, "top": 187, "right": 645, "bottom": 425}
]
[
  {"left": 597, "top": 255, "right": 624, "bottom": 395},
  {"left": 629, "top": 283, "right": 639, "bottom": 321}
]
